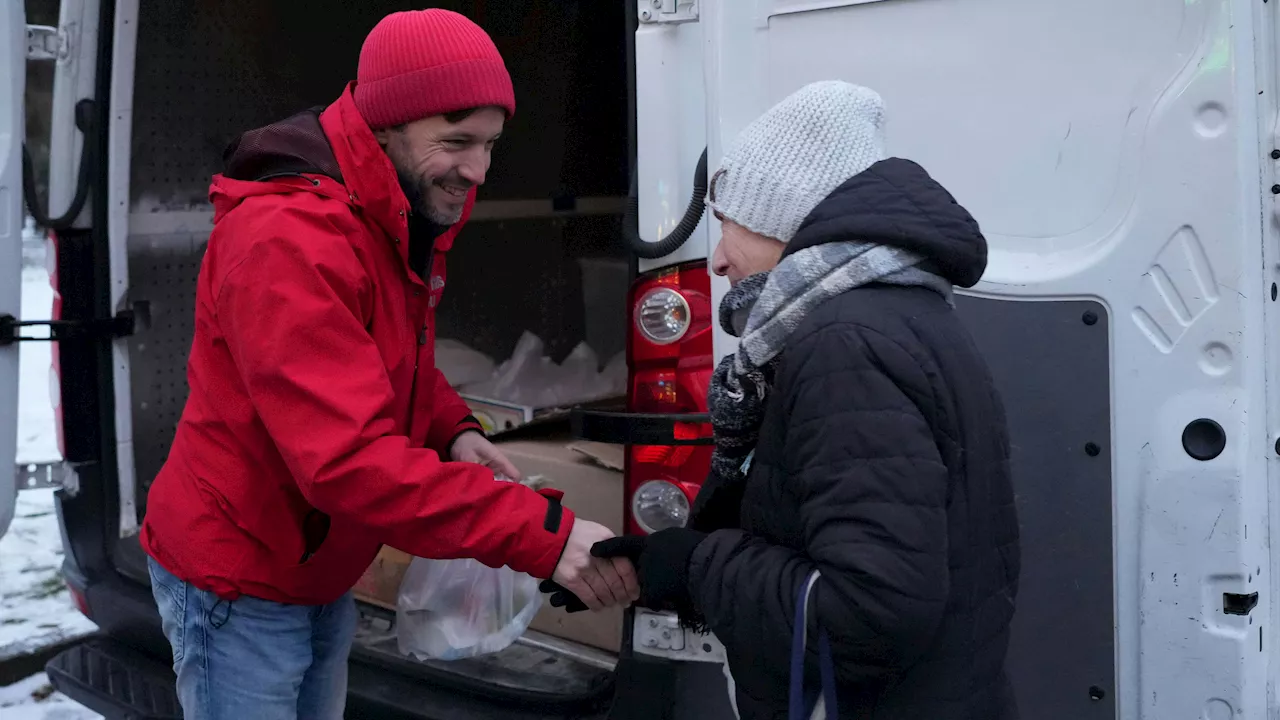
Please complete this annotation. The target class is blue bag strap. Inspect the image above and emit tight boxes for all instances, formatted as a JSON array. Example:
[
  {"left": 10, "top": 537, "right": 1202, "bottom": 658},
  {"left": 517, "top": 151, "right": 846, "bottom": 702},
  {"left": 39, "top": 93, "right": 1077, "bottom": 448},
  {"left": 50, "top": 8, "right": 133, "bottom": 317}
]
[
  {"left": 818, "top": 627, "right": 838, "bottom": 717},
  {"left": 787, "top": 573, "right": 810, "bottom": 720},
  {"left": 788, "top": 570, "right": 839, "bottom": 720}
]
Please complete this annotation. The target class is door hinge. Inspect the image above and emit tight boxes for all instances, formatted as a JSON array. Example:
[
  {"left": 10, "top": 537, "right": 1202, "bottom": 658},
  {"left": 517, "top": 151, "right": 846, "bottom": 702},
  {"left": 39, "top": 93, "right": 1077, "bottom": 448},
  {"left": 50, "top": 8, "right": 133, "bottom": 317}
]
[
  {"left": 639, "top": 0, "right": 698, "bottom": 24},
  {"left": 16, "top": 461, "right": 79, "bottom": 495},
  {"left": 26, "top": 24, "right": 70, "bottom": 62},
  {"left": 0, "top": 310, "right": 136, "bottom": 346}
]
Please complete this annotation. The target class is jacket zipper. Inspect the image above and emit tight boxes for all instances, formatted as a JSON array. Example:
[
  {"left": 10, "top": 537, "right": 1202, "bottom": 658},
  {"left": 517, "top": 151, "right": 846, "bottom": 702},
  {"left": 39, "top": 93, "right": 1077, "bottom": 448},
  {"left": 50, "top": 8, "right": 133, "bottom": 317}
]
[{"left": 403, "top": 239, "right": 436, "bottom": 441}]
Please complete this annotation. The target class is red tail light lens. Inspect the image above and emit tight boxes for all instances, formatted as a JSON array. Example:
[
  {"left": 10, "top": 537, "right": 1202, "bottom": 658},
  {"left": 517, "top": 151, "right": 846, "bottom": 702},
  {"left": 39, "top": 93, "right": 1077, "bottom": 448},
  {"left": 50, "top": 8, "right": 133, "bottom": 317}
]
[
  {"left": 625, "top": 261, "right": 714, "bottom": 535},
  {"left": 67, "top": 581, "right": 91, "bottom": 620},
  {"left": 47, "top": 231, "right": 64, "bottom": 458}
]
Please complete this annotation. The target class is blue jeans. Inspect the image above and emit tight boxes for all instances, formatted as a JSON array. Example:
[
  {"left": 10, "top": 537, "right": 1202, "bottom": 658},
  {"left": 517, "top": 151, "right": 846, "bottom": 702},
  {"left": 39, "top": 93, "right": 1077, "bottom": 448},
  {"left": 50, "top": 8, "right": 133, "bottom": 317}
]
[{"left": 147, "top": 557, "right": 356, "bottom": 720}]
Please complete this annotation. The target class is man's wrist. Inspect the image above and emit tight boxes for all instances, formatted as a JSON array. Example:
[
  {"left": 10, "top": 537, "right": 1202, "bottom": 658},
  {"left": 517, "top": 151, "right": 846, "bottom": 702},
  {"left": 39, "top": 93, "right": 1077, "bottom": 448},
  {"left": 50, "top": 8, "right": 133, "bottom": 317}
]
[
  {"left": 444, "top": 427, "right": 483, "bottom": 459},
  {"left": 538, "top": 500, "right": 576, "bottom": 580}
]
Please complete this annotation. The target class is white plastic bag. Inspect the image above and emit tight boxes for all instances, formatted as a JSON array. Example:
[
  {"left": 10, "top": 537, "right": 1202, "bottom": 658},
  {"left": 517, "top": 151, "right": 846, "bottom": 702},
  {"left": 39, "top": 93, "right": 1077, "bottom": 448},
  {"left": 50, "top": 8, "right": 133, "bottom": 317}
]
[
  {"left": 395, "top": 555, "right": 543, "bottom": 661},
  {"left": 459, "top": 332, "right": 626, "bottom": 408}
]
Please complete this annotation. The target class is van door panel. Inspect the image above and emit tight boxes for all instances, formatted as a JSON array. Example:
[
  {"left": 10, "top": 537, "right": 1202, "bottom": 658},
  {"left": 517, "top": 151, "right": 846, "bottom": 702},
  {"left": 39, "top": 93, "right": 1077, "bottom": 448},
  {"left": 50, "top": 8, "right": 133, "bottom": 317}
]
[
  {"left": 0, "top": 3, "right": 28, "bottom": 538},
  {"left": 701, "top": 0, "right": 1269, "bottom": 717}
]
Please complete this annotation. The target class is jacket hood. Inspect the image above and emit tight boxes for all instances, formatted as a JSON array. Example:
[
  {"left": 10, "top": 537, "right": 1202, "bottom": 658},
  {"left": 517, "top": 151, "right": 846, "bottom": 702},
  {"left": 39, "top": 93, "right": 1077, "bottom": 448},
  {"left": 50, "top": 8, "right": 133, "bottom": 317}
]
[
  {"left": 207, "top": 86, "right": 475, "bottom": 254},
  {"left": 784, "top": 158, "right": 988, "bottom": 288},
  {"left": 209, "top": 107, "right": 350, "bottom": 223},
  {"left": 223, "top": 107, "right": 343, "bottom": 184}
]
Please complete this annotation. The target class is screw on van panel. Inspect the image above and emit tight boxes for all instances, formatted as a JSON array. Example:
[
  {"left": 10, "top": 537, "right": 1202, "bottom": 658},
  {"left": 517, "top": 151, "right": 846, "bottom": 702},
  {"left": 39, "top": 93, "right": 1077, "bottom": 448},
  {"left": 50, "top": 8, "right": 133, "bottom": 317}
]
[
  {"left": 1272, "top": 184, "right": 1280, "bottom": 194},
  {"left": 1082, "top": 311, "right": 1098, "bottom": 325},
  {"left": 1084, "top": 442, "right": 1101, "bottom": 457},
  {"left": 1088, "top": 686, "right": 1106, "bottom": 701},
  {"left": 1271, "top": 149, "right": 1280, "bottom": 159}
]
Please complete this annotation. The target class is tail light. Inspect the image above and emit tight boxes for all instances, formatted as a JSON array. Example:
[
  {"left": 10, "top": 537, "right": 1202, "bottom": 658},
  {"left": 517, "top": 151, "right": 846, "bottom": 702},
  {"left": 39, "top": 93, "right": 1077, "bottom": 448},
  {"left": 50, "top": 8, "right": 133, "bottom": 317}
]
[
  {"left": 624, "top": 261, "right": 714, "bottom": 535},
  {"left": 46, "top": 231, "right": 64, "bottom": 458},
  {"left": 67, "top": 581, "right": 91, "bottom": 620}
]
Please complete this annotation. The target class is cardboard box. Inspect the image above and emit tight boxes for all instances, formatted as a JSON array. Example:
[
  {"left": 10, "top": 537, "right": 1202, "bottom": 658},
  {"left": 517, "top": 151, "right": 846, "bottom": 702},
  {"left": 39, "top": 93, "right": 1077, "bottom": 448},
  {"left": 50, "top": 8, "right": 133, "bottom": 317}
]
[
  {"left": 460, "top": 394, "right": 544, "bottom": 435},
  {"left": 497, "top": 437, "right": 626, "bottom": 653},
  {"left": 351, "top": 546, "right": 411, "bottom": 611},
  {"left": 350, "top": 435, "right": 626, "bottom": 653}
]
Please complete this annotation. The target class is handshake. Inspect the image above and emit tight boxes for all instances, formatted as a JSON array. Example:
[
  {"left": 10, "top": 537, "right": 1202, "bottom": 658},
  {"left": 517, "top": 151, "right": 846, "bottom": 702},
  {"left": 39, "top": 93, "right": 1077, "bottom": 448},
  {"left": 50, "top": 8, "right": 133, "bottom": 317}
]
[
  {"left": 543, "top": 519, "right": 640, "bottom": 612},
  {"left": 542, "top": 519, "right": 706, "bottom": 614}
]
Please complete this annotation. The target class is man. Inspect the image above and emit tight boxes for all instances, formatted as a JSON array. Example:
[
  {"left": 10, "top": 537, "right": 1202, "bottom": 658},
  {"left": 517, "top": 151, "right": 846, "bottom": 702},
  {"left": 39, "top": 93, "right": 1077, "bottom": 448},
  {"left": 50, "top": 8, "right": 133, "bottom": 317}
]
[{"left": 140, "top": 10, "right": 637, "bottom": 719}]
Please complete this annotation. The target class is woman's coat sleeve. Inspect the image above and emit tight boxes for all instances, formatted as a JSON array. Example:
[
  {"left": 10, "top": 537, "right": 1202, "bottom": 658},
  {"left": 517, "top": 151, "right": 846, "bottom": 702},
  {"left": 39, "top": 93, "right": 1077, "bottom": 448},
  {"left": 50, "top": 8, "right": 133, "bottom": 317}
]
[{"left": 687, "top": 323, "right": 951, "bottom": 685}]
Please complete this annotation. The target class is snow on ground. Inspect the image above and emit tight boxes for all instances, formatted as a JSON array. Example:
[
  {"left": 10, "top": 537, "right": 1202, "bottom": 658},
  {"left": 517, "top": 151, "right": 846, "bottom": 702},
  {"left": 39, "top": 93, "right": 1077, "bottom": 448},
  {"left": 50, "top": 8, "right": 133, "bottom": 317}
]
[
  {"left": 2, "top": 239, "right": 95, "bottom": 658},
  {"left": 0, "top": 672, "right": 101, "bottom": 719},
  {"left": 1, "top": 232, "right": 101, "bottom": 717},
  {"left": 0, "top": 486, "right": 97, "bottom": 657}
]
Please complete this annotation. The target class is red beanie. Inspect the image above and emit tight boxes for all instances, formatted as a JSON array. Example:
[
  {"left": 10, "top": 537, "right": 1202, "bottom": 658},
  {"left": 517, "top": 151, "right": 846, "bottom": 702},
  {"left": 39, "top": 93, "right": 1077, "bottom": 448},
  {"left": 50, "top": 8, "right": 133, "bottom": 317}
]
[{"left": 353, "top": 9, "right": 516, "bottom": 130}]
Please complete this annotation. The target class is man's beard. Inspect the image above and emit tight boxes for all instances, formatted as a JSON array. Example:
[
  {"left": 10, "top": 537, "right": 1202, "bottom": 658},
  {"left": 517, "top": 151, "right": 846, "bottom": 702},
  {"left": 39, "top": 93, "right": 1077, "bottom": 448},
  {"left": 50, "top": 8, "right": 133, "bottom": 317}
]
[{"left": 397, "top": 169, "right": 465, "bottom": 226}]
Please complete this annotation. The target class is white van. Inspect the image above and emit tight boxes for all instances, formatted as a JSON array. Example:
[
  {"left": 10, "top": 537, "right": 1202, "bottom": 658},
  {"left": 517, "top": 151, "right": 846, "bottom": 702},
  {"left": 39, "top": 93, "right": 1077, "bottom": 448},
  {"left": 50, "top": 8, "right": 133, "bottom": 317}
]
[{"left": 1, "top": 1, "right": 1273, "bottom": 718}]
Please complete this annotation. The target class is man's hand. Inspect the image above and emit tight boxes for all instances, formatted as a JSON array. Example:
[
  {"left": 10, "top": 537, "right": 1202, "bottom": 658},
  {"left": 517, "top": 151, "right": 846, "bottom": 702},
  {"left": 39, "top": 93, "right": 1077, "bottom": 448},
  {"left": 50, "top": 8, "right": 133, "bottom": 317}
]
[
  {"left": 449, "top": 430, "right": 522, "bottom": 480},
  {"left": 589, "top": 529, "right": 707, "bottom": 611},
  {"left": 550, "top": 519, "right": 640, "bottom": 612}
]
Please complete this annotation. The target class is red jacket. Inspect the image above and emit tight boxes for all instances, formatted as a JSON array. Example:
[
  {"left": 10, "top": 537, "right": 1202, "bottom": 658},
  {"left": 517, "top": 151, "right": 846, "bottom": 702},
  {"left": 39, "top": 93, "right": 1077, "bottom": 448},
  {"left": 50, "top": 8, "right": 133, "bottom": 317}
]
[{"left": 141, "top": 86, "right": 574, "bottom": 604}]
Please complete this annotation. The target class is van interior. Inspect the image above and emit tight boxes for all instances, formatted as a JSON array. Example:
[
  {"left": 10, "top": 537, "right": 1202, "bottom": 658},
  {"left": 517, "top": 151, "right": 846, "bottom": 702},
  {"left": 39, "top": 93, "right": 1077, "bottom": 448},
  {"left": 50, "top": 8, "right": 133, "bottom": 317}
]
[{"left": 114, "top": 0, "right": 637, "bottom": 712}]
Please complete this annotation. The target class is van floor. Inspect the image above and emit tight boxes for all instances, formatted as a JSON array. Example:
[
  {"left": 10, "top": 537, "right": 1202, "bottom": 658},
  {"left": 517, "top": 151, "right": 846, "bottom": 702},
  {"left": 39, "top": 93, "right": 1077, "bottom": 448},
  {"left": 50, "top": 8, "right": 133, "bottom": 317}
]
[{"left": 353, "top": 605, "right": 614, "bottom": 697}]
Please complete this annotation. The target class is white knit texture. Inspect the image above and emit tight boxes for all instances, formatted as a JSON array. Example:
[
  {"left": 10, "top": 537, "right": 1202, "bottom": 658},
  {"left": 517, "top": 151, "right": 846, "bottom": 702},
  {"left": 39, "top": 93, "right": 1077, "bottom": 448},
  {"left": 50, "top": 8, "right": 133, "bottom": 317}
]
[{"left": 708, "top": 81, "right": 886, "bottom": 243}]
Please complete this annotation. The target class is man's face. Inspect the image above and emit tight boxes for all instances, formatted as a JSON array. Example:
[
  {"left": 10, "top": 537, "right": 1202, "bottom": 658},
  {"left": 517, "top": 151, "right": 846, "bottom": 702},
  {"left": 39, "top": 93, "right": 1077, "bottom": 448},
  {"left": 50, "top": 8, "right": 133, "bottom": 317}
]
[{"left": 375, "top": 107, "right": 506, "bottom": 225}]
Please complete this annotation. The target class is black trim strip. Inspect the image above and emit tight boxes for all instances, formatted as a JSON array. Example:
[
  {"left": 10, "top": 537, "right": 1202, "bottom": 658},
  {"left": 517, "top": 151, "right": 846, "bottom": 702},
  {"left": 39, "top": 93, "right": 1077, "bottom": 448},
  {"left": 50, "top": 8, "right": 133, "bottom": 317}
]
[
  {"left": 570, "top": 408, "right": 713, "bottom": 446},
  {"left": 543, "top": 493, "right": 564, "bottom": 533}
]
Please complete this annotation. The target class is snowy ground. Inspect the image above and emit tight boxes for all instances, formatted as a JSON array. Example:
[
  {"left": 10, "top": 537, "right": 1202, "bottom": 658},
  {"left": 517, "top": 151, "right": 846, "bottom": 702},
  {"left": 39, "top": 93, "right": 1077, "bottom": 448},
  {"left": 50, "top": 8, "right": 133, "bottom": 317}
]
[
  {"left": 0, "top": 672, "right": 100, "bottom": 719},
  {"left": 1, "top": 227, "right": 101, "bottom": 717}
]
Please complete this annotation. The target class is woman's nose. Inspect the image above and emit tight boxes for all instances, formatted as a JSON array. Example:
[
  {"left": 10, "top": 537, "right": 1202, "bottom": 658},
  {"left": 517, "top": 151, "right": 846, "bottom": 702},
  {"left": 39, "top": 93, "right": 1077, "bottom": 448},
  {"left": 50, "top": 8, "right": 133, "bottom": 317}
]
[{"left": 711, "top": 241, "right": 730, "bottom": 276}]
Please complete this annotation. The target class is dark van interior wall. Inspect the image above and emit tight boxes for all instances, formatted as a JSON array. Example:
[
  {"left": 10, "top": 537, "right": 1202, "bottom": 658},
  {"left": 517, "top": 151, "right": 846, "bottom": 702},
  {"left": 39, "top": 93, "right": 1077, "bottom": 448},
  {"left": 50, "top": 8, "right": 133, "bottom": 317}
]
[{"left": 128, "top": 0, "right": 629, "bottom": 361}]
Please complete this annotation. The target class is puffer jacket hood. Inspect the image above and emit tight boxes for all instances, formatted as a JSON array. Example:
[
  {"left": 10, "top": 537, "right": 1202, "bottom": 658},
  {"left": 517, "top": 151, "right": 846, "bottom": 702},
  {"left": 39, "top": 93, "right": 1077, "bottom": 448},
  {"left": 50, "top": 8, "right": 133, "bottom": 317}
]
[{"left": 786, "top": 158, "right": 988, "bottom": 288}]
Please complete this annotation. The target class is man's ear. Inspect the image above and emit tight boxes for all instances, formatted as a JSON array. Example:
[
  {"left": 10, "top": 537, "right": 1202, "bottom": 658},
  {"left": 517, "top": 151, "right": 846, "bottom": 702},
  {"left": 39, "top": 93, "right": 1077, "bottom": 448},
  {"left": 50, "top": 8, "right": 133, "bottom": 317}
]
[{"left": 372, "top": 127, "right": 392, "bottom": 147}]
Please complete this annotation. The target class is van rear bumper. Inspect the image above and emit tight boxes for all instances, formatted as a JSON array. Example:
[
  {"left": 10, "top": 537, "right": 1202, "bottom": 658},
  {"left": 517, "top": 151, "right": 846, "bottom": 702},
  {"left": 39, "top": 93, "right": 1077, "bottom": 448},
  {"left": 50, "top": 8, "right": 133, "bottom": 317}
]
[
  {"left": 53, "top": 572, "right": 724, "bottom": 719},
  {"left": 44, "top": 635, "right": 626, "bottom": 720}
]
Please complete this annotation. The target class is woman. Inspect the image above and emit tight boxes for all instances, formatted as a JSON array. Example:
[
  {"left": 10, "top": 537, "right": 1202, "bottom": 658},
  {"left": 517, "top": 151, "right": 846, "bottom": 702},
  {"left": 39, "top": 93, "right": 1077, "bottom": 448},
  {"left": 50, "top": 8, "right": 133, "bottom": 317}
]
[{"left": 590, "top": 81, "right": 1020, "bottom": 718}]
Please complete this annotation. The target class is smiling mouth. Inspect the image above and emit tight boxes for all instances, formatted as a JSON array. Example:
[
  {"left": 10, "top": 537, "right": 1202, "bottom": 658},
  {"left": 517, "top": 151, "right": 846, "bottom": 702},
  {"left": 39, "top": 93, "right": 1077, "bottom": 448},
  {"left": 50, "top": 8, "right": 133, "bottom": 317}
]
[{"left": 433, "top": 181, "right": 470, "bottom": 200}]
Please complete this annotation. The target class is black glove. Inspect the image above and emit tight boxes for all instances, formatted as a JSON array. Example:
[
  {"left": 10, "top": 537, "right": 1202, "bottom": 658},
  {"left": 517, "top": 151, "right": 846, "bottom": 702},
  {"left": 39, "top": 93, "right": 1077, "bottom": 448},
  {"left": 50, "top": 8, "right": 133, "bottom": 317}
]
[
  {"left": 538, "top": 529, "right": 707, "bottom": 613},
  {"left": 538, "top": 579, "right": 590, "bottom": 613},
  {"left": 590, "top": 529, "right": 706, "bottom": 612}
]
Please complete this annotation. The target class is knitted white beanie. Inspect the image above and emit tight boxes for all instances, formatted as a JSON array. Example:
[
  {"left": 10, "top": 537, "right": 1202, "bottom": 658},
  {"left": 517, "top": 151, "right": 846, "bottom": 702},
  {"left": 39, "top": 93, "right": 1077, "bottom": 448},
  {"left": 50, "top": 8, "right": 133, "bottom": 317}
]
[{"left": 707, "top": 81, "right": 886, "bottom": 243}]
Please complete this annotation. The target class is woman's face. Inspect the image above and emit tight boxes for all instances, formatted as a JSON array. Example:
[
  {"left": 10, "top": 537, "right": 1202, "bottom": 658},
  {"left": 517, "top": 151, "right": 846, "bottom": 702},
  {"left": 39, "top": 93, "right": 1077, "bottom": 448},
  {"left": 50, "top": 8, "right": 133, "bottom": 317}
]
[{"left": 710, "top": 213, "right": 786, "bottom": 285}]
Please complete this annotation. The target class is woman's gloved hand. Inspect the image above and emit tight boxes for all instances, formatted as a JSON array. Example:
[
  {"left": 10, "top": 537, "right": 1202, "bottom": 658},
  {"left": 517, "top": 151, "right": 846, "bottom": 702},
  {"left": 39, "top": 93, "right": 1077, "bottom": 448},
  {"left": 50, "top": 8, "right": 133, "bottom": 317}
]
[{"left": 540, "top": 529, "right": 707, "bottom": 613}]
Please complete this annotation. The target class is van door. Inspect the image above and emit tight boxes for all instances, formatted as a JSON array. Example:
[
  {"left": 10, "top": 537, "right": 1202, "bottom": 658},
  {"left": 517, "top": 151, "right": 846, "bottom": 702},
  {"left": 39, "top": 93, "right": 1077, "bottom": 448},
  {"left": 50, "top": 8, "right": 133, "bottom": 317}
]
[
  {"left": 702, "top": 0, "right": 1269, "bottom": 718},
  {"left": 0, "top": 3, "right": 28, "bottom": 538}
]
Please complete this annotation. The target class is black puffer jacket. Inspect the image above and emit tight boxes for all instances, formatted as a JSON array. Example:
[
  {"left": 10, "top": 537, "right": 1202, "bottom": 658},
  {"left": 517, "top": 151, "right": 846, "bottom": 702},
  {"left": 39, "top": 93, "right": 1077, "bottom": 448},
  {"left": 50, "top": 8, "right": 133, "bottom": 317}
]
[{"left": 687, "top": 158, "right": 1020, "bottom": 719}]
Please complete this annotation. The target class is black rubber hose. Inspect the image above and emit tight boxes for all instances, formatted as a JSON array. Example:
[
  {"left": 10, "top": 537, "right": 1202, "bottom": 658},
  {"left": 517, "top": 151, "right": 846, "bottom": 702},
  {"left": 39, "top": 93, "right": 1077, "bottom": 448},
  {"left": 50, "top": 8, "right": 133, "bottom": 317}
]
[
  {"left": 624, "top": 147, "right": 708, "bottom": 259},
  {"left": 23, "top": 98, "right": 96, "bottom": 231}
]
